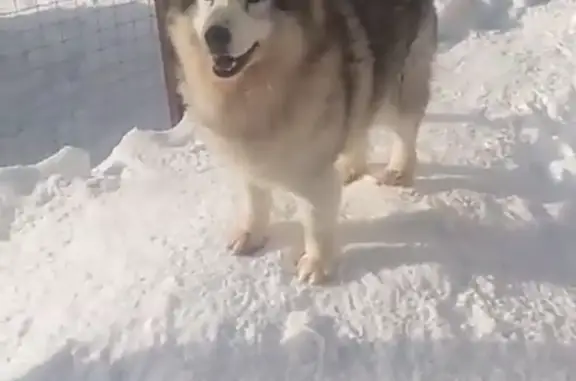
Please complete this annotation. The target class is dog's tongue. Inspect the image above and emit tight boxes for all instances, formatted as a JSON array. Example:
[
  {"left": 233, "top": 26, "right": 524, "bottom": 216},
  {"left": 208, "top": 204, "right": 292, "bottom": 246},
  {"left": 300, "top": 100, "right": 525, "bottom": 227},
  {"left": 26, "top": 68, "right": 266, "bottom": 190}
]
[{"left": 214, "top": 55, "right": 236, "bottom": 71}]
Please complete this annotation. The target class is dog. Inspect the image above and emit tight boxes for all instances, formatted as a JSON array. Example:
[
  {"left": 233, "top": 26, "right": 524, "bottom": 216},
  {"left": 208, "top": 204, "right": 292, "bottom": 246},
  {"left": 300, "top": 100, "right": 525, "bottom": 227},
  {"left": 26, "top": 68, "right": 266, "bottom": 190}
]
[{"left": 165, "top": 0, "right": 438, "bottom": 284}]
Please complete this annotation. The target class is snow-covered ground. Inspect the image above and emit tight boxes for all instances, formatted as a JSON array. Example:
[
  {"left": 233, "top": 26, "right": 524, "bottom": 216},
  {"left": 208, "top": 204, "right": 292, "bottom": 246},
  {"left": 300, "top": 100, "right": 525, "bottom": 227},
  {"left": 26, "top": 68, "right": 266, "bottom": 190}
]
[{"left": 1, "top": 0, "right": 576, "bottom": 379}]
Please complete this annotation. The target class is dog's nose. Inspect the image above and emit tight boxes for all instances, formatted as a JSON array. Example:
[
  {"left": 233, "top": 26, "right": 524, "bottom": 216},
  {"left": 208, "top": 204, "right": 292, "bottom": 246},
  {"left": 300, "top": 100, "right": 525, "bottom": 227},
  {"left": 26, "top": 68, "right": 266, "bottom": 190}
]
[{"left": 204, "top": 25, "right": 231, "bottom": 55}]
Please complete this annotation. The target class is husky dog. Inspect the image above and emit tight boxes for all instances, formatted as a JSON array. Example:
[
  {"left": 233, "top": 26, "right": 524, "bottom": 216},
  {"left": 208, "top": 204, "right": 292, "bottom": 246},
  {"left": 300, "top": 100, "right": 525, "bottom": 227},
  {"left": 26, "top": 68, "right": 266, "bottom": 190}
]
[{"left": 166, "top": 0, "right": 437, "bottom": 284}]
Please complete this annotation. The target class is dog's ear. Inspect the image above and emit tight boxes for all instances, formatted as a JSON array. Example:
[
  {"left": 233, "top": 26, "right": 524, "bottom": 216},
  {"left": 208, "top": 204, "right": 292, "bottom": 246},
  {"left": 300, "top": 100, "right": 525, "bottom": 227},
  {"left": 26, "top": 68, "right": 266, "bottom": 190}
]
[{"left": 274, "top": 0, "right": 307, "bottom": 12}]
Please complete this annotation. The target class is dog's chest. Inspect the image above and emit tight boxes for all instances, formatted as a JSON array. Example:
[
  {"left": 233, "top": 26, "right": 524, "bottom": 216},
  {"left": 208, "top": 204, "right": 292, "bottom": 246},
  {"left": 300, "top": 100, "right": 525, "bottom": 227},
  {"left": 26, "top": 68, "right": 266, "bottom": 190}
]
[
  {"left": 198, "top": 98, "right": 345, "bottom": 184},
  {"left": 202, "top": 117, "right": 315, "bottom": 180},
  {"left": 190, "top": 62, "right": 349, "bottom": 183}
]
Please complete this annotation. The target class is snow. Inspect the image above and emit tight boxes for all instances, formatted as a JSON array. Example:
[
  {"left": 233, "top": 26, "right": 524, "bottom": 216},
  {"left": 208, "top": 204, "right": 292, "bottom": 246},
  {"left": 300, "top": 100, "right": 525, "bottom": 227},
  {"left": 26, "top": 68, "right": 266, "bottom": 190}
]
[
  {"left": 1, "top": 0, "right": 576, "bottom": 379},
  {"left": 0, "top": 0, "right": 169, "bottom": 167}
]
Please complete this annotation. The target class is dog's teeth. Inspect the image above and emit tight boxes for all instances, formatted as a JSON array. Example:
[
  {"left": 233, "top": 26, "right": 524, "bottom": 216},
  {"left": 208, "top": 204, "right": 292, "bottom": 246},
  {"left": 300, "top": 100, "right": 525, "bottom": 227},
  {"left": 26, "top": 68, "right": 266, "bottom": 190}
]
[{"left": 214, "top": 55, "right": 236, "bottom": 71}]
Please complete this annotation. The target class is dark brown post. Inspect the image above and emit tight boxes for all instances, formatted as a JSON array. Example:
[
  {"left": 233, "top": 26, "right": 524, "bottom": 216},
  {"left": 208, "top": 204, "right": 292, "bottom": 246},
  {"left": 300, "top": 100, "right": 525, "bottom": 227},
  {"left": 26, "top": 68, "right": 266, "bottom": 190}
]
[{"left": 154, "top": 0, "right": 184, "bottom": 126}]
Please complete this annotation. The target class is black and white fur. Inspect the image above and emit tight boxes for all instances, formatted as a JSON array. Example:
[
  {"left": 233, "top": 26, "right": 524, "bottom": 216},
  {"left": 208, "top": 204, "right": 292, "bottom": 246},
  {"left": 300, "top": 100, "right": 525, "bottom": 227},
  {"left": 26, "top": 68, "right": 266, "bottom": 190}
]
[{"left": 166, "top": 0, "right": 438, "bottom": 284}]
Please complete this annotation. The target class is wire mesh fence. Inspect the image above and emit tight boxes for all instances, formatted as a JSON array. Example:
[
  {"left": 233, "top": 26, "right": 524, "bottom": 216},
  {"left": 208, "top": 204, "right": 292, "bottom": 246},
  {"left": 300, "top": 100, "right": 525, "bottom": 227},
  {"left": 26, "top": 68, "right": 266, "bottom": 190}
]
[{"left": 0, "top": 0, "right": 172, "bottom": 166}]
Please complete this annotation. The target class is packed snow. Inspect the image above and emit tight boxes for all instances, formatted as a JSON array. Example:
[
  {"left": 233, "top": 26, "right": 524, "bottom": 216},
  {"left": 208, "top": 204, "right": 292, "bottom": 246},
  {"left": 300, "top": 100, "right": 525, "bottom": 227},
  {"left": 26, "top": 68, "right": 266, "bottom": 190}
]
[{"left": 1, "top": 0, "right": 576, "bottom": 380}]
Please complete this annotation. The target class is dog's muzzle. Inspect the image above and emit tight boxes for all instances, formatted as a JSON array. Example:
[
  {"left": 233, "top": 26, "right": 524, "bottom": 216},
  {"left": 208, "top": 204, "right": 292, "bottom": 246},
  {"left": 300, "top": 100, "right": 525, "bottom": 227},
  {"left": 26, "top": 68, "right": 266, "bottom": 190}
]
[
  {"left": 211, "top": 42, "right": 259, "bottom": 79},
  {"left": 204, "top": 24, "right": 259, "bottom": 78}
]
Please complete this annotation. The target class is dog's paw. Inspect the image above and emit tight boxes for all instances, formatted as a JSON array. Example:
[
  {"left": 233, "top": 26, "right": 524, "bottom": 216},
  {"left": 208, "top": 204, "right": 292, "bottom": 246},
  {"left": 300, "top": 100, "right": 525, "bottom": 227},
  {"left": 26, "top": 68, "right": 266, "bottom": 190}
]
[
  {"left": 227, "top": 230, "right": 268, "bottom": 256},
  {"left": 374, "top": 167, "right": 414, "bottom": 187},
  {"left": 335, "top": 159, "right": 366, "bottom": 186},
  {"left": 341, "top": 169, "right": 365, "bottom": 186},
  {"left": 296, "top": 253, "right": 332, "bottom": 285}
]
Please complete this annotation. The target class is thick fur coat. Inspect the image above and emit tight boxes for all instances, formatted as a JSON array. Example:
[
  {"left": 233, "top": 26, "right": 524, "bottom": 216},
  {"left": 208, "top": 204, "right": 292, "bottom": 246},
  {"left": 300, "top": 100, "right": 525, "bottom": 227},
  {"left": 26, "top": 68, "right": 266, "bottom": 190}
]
[{"left": 166, "top": 0, "right": 438, "bottom": 284}]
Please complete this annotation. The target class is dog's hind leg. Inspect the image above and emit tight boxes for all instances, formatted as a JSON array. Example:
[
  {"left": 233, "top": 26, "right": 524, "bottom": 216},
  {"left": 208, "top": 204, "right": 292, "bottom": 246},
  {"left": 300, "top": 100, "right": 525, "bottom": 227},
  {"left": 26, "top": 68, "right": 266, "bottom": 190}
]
[
  {"left": 227, "top": 181, "right": 271, "bottom": 256},
  {"left": 375, "top": 110, "right": 423, "bottom": 187},
  {"left": 375, "top": 26, "right": 436, "bottom": 186},
  {"left": 335, "top": 129, "right": 369, "bottom": 185},
  {"left": 293, "top": 168, "right": 342, "bottom": 284},
  {"left": 372, "top": 8, "right": 437, "bottom": 188}
]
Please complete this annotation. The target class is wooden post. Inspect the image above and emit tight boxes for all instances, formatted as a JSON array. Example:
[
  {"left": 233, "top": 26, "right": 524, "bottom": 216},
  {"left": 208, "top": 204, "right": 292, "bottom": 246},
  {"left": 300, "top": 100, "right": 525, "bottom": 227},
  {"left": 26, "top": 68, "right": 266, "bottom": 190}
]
[{"left": 154, "top": 0, "right": 184, "bottom": 127}]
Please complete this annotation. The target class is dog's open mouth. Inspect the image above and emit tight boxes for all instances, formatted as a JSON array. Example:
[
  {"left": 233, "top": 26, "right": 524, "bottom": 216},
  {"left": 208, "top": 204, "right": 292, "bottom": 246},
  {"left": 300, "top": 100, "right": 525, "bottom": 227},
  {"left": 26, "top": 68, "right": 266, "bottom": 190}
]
[{"left": 212, "top": 43, "right": 259, "bottom": 78}]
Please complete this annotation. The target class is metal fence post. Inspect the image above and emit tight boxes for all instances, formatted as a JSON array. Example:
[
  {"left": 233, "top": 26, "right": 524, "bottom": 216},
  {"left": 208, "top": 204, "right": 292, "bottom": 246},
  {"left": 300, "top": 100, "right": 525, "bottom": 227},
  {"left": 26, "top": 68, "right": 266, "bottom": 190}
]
[{"left": 154, "top": 0, "right": 184, "bottom": 126}]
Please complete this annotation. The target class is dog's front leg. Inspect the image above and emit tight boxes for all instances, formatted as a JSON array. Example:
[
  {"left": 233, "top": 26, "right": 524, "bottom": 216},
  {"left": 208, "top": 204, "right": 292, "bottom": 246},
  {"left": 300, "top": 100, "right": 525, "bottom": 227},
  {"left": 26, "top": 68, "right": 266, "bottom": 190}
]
[
  {"left": 227, "top": 181, "right": 271, "bottom": 256},
  {"left": 294, "top": 168, "right": 342, "bottom": 284}
]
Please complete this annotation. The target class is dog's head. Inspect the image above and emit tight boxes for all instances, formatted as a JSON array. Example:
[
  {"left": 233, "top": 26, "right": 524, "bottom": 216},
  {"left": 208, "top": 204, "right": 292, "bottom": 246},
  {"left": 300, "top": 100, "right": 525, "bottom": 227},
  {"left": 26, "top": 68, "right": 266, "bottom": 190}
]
[{"left": 168, "top": 0, "right": 321, "bottom": 80}]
